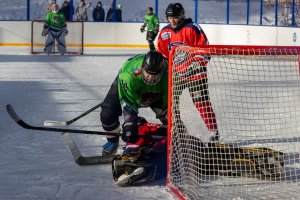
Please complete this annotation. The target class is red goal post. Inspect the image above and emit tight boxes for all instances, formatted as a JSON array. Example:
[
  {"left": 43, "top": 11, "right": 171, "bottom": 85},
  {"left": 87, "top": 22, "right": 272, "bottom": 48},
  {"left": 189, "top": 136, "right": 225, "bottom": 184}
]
[
  {"left": 31, "top": 20, "right": 84, "bottom": 55},
  {"left": 167, "top": 45, "right": 300, "bottom": 200}
]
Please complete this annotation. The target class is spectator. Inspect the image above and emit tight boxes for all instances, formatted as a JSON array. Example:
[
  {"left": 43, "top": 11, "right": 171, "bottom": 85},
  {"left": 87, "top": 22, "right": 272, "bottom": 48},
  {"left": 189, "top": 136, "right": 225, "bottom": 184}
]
[
  {"left": 76, "top": 0, "right": 91, "bottom": 21},
  {"left": 93, "top": 1, "right": 105, "bottom": 22},
  {"left": 106, "top": 3, "right": 113, "bottom": 22},
  {"left": 116, "top": 3, "right": 122, "bottom": 22},
  {"left": 106, "top": 2, "right": 122, "bottom": 22},
  {"left": 46, "top": 0, "right": 57, "bottom": 12},
  {"left": 60, "top": 1, "right": 74, "bottom": 21}
]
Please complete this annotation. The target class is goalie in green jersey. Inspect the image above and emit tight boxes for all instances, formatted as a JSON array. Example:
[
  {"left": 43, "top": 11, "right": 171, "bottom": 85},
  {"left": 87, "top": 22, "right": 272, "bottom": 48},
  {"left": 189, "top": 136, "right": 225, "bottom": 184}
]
[
  {"left": 140, "top": 7, "right": 160, "bottom": 51},
  {"left": 42, "top": 4, "right": 68, "bottom": 55},
  {"left": 100, "top": 51, "right": 168, "bottom": 156}
]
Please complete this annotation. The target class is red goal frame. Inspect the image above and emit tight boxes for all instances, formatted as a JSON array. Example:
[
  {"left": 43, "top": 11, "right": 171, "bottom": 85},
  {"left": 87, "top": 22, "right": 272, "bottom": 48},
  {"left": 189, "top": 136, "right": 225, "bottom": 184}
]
[{"left": 167, "top": 45, "right": 300, "bottom": 200}]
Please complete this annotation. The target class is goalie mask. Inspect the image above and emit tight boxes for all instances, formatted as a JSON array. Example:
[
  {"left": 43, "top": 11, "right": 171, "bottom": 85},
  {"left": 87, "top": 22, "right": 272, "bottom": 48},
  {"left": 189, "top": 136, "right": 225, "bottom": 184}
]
[
  {"left": 52, "top": 4, "right": 59, "bottom": 13},
  {"left": 141, "top": 51, "right": 166, "bottom": 85}
]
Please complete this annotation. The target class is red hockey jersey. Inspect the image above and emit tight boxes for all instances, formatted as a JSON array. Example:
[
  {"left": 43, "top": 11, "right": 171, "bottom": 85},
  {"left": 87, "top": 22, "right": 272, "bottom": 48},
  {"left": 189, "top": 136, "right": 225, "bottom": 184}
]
[{"left": 157, "top": 19, "right": 209, "bottom": 59}]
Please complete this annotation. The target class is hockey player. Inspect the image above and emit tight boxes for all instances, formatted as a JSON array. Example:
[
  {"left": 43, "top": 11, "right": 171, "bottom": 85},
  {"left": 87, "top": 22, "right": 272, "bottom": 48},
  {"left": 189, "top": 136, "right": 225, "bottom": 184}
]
[
  {"left": 157, "top": 3, "right": 219, "bottom": 141},
  {"left": 42, "top": 4, "right": 68, "bottom": 55},
  {"left": 100, "top": 51, "right": 168, "bottom": 156},
  {"left": 140, "top": 7, "right": 160, "bottom": 51},
  {"left": 112, "top": 118, "right": 167, "bottom": 186}
]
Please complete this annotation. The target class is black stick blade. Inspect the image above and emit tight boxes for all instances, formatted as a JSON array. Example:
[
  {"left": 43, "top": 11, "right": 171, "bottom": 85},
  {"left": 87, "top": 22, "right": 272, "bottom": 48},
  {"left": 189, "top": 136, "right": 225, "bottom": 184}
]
[
  {"left": 6, "top": 104, "right": 32, "bottom": 129},
  {"left": 6, "top": 104, "right": 21, "bottom": 123}
]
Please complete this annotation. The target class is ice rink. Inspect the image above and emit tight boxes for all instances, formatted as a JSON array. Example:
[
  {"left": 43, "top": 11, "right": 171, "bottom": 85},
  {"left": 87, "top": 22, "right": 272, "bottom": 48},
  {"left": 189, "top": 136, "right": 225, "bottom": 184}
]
[{"left": 0, "top": 47, "right": 174, "bottom": 200}]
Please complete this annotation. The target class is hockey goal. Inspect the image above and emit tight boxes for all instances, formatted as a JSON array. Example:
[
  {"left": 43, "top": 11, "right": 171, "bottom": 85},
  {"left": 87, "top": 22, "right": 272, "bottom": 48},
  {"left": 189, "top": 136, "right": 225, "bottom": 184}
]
[
  {"left": 167, "top": 45, "right": 300, "bottom": 200},
  {"left": 31, "top": 20, "right": 84, "bottom": 54}
]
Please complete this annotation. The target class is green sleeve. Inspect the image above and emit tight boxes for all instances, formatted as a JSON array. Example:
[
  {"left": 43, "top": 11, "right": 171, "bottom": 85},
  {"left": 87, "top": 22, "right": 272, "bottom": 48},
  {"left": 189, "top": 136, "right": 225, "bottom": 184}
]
[
  {"left": 45, "top": 13, "right": 51, "bottom": 27},
  {"left": 118, "top": 72, "right": 140, "bottom": 112}
]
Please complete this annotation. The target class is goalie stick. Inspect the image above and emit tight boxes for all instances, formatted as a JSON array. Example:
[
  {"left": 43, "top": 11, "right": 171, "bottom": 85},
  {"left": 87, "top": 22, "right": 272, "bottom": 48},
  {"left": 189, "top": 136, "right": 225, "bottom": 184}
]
[
  {"left": 44, "top": 102, "right": 103, "bottom": 126},
  {"left": 61, "top": 132, "right": 119, "bottom": 165}
]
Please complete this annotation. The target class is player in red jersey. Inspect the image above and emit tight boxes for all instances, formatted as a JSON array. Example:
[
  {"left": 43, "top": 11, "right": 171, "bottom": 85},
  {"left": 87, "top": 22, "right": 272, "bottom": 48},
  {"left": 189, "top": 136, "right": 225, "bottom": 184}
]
[{"left": 157, "top": 3, "right": 219, "bottom": 141}]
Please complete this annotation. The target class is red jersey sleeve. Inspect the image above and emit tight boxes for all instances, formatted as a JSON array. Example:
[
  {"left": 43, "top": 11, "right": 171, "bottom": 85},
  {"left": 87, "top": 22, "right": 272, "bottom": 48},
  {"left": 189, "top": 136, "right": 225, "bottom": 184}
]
[{"left": 157, "top": 29, "right": 171, "bottom": 59}]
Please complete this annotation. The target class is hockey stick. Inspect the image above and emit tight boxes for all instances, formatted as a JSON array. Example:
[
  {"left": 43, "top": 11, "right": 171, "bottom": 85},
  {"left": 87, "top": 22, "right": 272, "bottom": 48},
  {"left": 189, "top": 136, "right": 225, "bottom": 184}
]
[
  {"left": 6, "top": 104, "right": 166, "bottom": 139},
  {"left": 43, "top": 102, "right": 103, "bottom": 126},
  {"left": 7, "top": 104, "right": 119, "bottom": 136},
  {"left": 61, "top": 132, "right": 118, "bottom": 165}
]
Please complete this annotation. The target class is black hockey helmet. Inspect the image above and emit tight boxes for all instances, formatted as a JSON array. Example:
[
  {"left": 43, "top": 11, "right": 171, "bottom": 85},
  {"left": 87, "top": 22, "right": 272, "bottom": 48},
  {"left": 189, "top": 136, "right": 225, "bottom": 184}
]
[
  {"left": 141, "top": 51, "right": 166, "bottom": 75},
  {"left": 141, "top": 51, "right": 166, "bottom": 85},
  {"left": 165, "top": 3, "right": 185, "bottom": 19}
]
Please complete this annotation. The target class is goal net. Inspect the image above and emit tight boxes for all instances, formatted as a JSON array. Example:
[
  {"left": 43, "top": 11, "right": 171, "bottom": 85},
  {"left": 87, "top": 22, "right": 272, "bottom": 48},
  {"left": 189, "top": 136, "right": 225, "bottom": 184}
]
[
  {"left": 31, "top": 20, "right": 84, "bottom": 54},
  {"left": 167, "top": 45, "right": 300, "bottom": 200}
]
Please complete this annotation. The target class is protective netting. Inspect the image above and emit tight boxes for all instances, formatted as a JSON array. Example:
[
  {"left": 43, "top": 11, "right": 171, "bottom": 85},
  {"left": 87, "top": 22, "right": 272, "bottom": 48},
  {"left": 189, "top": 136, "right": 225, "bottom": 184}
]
[
  {"left": 167, "top": 45, "right": 300, "bottom": 200},
  {"left": 31, "top": 20, "right": 83, "bottom": 54}
]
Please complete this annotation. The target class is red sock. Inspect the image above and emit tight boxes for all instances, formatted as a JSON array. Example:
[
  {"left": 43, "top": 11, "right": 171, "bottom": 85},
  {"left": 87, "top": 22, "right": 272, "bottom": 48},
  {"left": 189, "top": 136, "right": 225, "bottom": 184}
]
[{"left": 194, "top": 101, "right": 218, "bottom": 131}]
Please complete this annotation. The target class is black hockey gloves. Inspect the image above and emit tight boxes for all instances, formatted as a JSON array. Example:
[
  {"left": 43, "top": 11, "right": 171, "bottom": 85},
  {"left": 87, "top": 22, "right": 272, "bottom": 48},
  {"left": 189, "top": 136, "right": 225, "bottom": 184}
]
[{"left": 122, "top": 121, "right": 139, "bottom": 143}]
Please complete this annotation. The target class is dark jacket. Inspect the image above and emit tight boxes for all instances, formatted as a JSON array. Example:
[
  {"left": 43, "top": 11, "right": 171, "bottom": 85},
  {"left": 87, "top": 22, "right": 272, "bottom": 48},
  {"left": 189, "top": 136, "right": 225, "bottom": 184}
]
[
  {"left": 61, "top": 3, "right": 74, "bottom": 21},
  {"left": 116, "top": 9, "right": 122, "bottom": 22},
  {"left": 106, "top": 8, "right": 113, "bottom": 22},
  {"left": 93, "top": 6, "right": 105, "bottom": 22}
]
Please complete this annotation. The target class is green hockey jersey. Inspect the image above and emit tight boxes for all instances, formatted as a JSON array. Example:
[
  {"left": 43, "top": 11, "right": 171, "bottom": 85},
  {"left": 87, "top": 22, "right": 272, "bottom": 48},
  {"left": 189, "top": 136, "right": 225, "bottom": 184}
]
[
  {"left": 118, "top": 54, "right": 168, "bottom": 113},
  {"left": 143, "top": 14, "right": 159, "bottom": 31},
  {"left": 44, "top": 11, "right": 66, "bottom": 31}
]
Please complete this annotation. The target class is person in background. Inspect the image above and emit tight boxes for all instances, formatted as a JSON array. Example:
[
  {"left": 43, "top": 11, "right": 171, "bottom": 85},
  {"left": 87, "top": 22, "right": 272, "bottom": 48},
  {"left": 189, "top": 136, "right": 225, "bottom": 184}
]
[
  {"left": 93, "top": 1, "right": 105, "bottom": 22},
  {"left": 42, "top": 4, "right": 68, "bottom": 55},
  {"left": 116, "top": 3, "right": 122, "bottom": 22},
  {"left": 61, "top": 1, "right": 74, "bottom": 21},
  {"left": 76, "top": 0, "right": 91, "bottom": 21},
  {"left": 46, "top": 0, "right": 57, "bottom": 12},
  {"left": 140, "top": 7, "right": 159, "bottom": 51},
  {"left": 106, "top": 3, "right": 113, "bottom": 22}
]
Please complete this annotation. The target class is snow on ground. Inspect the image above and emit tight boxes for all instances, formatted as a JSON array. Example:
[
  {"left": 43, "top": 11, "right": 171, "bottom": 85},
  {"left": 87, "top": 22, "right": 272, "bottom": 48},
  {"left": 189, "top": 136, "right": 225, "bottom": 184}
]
[{"left": 0, "top": 47, "right": 174, "bottom": 200}]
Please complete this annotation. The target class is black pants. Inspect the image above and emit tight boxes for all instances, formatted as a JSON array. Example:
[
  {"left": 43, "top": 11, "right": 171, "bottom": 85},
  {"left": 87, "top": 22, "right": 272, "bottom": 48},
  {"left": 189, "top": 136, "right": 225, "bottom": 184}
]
[
  {"left": 100, "top": 77, "right": 122, "bottom": 132},
  {"left": 146, "top": 31, "right": 157, "bottom": 51}
]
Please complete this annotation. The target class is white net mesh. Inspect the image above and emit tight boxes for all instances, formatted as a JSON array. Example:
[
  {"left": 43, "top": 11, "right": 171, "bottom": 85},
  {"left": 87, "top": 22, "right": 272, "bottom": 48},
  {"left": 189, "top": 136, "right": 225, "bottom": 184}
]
[
  {"left": 31, "top": 20, "right": 83, "bottom": 54},
  {"left": 168, "top": 45, "right": 300, "bottom": 200}
]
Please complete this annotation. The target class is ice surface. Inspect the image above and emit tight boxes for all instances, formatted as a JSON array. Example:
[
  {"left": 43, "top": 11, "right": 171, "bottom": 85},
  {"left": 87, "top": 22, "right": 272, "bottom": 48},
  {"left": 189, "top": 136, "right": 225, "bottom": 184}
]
[{"left": 0, "top": 47, "right": 174, "bottom": 200}]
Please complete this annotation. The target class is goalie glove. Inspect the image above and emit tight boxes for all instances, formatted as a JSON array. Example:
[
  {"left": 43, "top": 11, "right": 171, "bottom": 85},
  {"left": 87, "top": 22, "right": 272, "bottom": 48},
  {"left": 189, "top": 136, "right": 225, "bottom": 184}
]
[
  {"left": 41, "top": 28, "right": 49, "bottom": 36},
  {"left": 62, "top": 26, "right": 68, "bottom": 36}
]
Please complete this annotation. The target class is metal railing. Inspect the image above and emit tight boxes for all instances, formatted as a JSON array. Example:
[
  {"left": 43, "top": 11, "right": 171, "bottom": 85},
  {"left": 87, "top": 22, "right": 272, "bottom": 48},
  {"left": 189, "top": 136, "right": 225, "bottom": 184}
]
[{"left": 0, "top": 0, "right": 299, "bottom": 27}]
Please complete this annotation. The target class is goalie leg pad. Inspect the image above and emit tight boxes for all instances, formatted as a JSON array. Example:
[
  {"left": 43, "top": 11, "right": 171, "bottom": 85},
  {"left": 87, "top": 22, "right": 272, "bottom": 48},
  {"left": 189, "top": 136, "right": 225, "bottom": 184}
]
[
  {"left": 57, "top": 31, "right": 67, "bottom": 55},
  {"left": 44, "top": 32, "right": 56, "bottom": 54},
  {"left": 184, "top": 135, "right": 285, "bottom": 179},
  {"left": 198, "top": 143, "right": 285, "bottom": 179},
  {"left": 112, "top": 147, "right": 157, "bottom": 186}
]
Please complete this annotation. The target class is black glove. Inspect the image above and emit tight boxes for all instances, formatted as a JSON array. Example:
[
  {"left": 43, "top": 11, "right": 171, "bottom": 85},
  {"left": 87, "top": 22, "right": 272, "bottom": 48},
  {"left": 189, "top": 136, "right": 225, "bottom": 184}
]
[
  {"left": 122, "top": 121, "right": 139, "bottom": 143},
  {"left": 157, "top": 124, "right": 167, "bottom": 136},
  {"left": 140, "top": 26, "right": 145, "bottom": 33}
]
